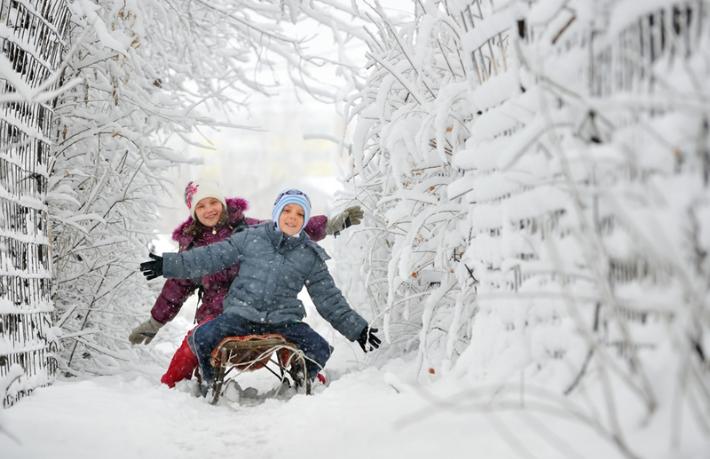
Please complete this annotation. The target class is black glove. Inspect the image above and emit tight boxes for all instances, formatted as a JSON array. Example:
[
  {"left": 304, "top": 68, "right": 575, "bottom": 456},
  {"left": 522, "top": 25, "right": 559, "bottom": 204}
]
[
  {"left": 139, "top": 253, "right": 163, "bottom": 280},
  {"left": 357, "top": 326, "right": 381, "bottom": 353}
]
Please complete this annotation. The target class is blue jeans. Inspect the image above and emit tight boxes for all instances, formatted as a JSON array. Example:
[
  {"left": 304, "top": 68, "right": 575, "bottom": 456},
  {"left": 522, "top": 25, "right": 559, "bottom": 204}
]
[{"left": 188, "top": 312, "right": 332, "bottom": 383}]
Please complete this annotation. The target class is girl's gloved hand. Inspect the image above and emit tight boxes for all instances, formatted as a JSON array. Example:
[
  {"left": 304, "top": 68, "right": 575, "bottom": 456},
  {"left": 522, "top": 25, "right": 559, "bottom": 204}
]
[
  {"left": 326, "top": 206, "right": 364, "bottom": 236},
  {"left": 128, "top": 318, "right": 163, "bottom": 345}
]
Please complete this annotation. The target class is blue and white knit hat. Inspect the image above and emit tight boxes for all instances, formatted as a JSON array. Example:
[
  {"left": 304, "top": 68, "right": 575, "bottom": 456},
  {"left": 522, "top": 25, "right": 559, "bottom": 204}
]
[{"left": 272, "top": 189, "right": 311, "bottom": 232}]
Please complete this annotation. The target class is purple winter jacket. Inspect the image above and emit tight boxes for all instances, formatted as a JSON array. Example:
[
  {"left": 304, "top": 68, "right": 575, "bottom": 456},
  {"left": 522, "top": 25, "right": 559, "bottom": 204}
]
[{"left": 150, "top": 197, "right": 328, "bottom": 325}]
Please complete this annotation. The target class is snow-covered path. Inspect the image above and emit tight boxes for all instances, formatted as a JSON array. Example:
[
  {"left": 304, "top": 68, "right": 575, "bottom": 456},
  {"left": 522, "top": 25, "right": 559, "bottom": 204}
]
[
  {"left": 5, "top": 350, "right": 710, "bottom": 459},
  {"left": 1, "top": 357, "right": 635, "bottom": 459},
  {"left": 0, "top": 367, "right": 503, "bottom": 459},
  {"left": 2, "top": 306, "right": 705, "bottom": 459}
]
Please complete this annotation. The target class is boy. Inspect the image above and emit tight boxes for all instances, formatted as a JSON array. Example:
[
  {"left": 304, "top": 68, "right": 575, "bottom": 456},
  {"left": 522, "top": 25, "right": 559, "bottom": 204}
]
[{"left": 140, "top": 189, "right": 380, "bottom": 386}]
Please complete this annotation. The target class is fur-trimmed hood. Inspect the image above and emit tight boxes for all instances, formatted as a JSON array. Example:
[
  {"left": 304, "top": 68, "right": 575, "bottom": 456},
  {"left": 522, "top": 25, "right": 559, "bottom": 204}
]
[{"left": 171, "top": 197, "right": 249, "bottom": 248}]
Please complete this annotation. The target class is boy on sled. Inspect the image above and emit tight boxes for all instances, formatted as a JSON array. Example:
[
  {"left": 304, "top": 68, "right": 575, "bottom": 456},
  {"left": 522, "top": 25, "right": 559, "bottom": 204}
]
[{"left": 140, "top": 189, "right": 380, "bottom": 392}]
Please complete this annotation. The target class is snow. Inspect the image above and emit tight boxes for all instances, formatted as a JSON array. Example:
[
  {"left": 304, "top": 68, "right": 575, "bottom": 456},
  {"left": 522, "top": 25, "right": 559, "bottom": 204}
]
[
  {"left": 608, "top": 0, "right": 674, "bottom": 37},
  {"left": 0, "top": 298, "right": 53, "bottom": 314},
  {"left": 68, "top": 0, "right": 130, "bottom": 54},
  {"left": 468, "top": 70, "right": 521, "bottom": 112},
  {"left": 3, "top": 348, "right": 708, "bottom": 459},
  {"left": 3, "top": 1, "right": 710, "bottom": 458},
  {"left": 0, "top": 55, "right": 40, "bottom": 101},
  {"left": 469, "top": 89, "right": 538, "bottom": 143},
  {"left": 528, "top": 0, "right": 567, "bottom": 25},
  {"left": 0, "top": 25, "right": 53, "bottom": 73},
  {"left": 461, "top": 7, "right": 515, "bottom": 58}
]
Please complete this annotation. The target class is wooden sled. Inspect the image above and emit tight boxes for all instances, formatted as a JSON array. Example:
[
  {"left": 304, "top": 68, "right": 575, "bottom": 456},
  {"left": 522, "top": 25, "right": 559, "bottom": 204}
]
[{"left": 206, "top": 334, "right": 311, "bottom": 404}]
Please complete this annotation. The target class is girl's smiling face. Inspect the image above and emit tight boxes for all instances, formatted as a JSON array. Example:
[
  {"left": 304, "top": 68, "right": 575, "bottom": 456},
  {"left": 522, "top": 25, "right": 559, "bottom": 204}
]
[
  {"left": 278, "top": 203, "right": 305, "bottom": 236},
  {"left": 194, "top": 197, "right": 224, "bottom": 227}
]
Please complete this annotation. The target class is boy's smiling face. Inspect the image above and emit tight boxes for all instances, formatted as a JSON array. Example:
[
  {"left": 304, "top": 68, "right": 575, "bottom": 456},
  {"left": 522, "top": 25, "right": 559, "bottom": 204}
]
[{"left": 278, "top": 203, "right": 305, "bottom": 236}]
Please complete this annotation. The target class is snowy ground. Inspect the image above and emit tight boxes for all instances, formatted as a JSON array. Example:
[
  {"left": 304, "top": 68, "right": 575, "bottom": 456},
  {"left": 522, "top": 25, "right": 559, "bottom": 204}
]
[
  {"left": 6, "top": 337, "right": 706, "bottom": 459},
  {"left": 0, "top": 357, "right": 626, "bottom": 459},
  {"left": 2, "top": 294, "right": 707, "bottom": 459}
]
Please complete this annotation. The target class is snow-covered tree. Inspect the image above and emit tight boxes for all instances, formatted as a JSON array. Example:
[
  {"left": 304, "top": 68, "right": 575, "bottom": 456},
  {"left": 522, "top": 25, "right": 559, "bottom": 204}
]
[
  {"left": 46, "top": 0, "right": 371, "bottom": 374},
  {"left": 334, "top": 1, "right": 710, "bottom": 456}
]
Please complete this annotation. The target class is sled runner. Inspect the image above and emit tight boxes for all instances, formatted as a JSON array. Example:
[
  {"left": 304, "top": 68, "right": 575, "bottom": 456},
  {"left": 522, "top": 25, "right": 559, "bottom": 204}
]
[{"left": 205, "top": 333, "right": 312, "bottom": 404}]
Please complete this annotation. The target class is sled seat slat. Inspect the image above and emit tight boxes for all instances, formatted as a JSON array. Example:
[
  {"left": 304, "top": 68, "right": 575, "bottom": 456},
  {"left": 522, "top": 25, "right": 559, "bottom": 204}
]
[{"left": 210, "top": 334, "right": 295, "bottom": 370}]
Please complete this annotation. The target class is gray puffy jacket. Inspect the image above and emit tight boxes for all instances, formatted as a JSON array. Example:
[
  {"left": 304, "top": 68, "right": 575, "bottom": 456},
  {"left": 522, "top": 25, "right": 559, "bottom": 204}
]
[{"left": 162, "top": 222, "right": 367, "bottom": 341}]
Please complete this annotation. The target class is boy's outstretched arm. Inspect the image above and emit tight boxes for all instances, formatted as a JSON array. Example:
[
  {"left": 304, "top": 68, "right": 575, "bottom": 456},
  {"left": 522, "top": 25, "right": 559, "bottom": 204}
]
[
  {"left": 305, "top": 255, "right": 369, "bottom": 342},
  {"left": 141, "top": 230, "right": 247, "bottom": 281}
]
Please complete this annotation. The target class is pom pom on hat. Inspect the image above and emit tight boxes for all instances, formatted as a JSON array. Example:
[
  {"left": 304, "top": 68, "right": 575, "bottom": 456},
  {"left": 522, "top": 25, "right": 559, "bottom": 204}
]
[{"left": 184, "top": 180, "right": 227, "bottom": 218}]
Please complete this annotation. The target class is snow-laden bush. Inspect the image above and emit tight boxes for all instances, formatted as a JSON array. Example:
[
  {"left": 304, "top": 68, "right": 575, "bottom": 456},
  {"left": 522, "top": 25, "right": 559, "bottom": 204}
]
[{"left": 334, "top": 1, "right": 710, "bottom": 456}]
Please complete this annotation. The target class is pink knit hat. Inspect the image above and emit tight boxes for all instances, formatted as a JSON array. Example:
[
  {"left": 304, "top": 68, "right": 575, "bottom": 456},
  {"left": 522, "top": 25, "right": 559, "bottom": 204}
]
[{"left": 184, "top": 180, "right": 227, "bottom": 218}]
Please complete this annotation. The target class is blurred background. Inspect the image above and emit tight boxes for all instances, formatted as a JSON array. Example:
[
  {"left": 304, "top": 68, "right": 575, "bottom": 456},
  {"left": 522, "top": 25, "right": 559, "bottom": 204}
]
[{"left": 155, "top": 86, "right": 348, "bottom": 238}]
